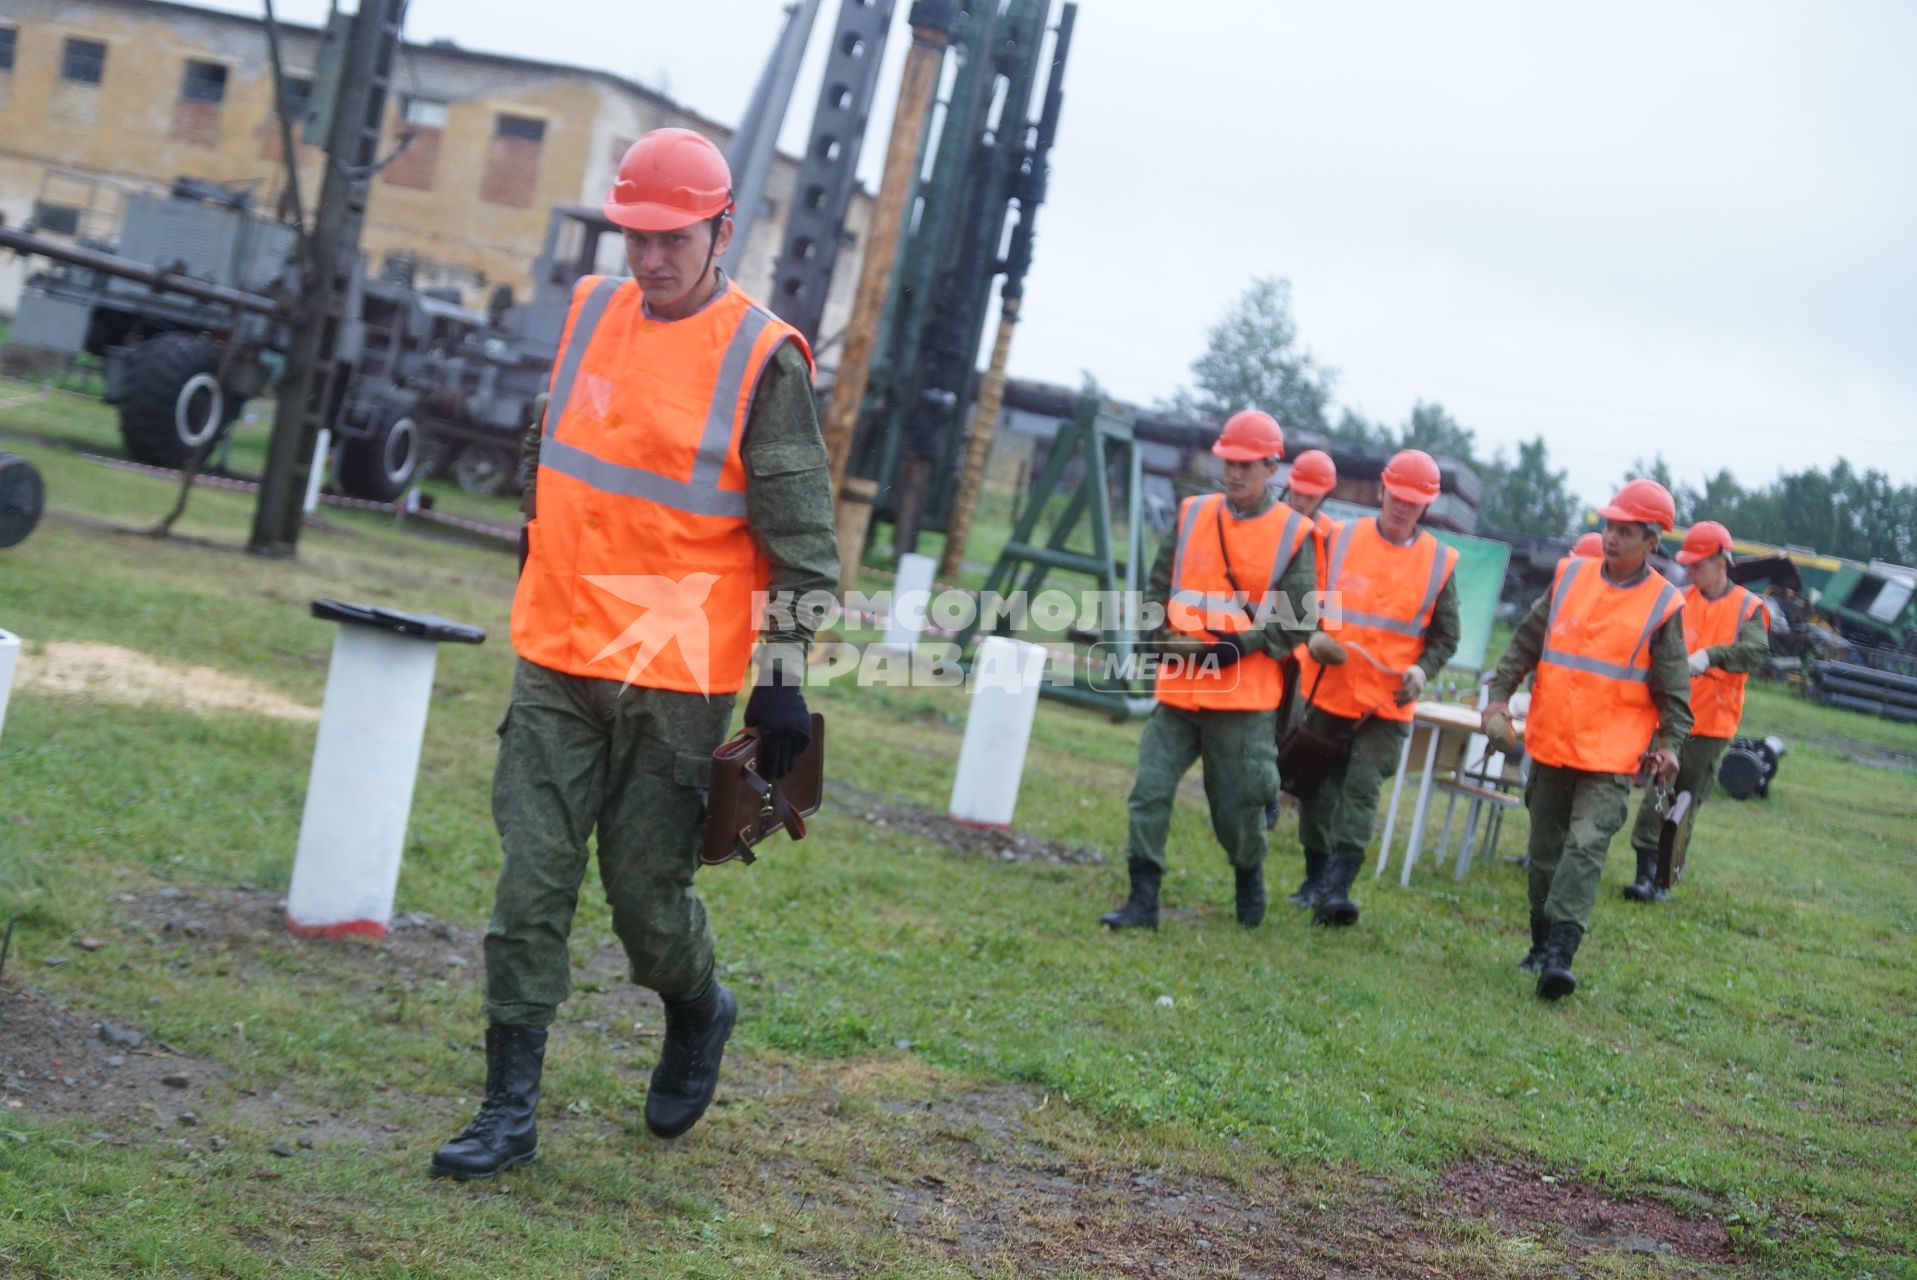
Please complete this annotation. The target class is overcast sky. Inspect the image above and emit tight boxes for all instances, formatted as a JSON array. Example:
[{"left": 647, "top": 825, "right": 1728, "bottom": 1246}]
[{"left": 193, "top": 0, "right": 1917, "bottom": 506}]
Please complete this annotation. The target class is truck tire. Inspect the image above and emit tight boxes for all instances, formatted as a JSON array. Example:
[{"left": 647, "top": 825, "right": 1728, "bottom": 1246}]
[
  {"left": 118, "top": 332, "right": 241, "bottom": 468},
  {"left": 451, "top": 443, "right": 514, "bottom": 497},
  {"left": 338, "top": 410, "right": 422, "bottom": 503}
]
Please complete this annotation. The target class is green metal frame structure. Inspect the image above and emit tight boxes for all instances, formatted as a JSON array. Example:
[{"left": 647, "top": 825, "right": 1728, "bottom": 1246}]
[{"left": 958, "top": 395, "right": 1151, "bottom": 717}]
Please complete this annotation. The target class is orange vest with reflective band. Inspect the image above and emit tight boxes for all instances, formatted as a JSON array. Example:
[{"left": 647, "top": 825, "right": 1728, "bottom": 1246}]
[
  {"left": 510, "top": 275, "right": 812, "bottom": 694},
  {"left": 1684, "top": 583, "right": 1767, "bottom": 739},
  {"left": 1297, "top": 517, "right": 1458, "bottom": 723},
  {"left": 1156, "top": 492, "right": 1311, "bottom": 712},
  {"left": 1525, "top": 558, "right": 1684, "bottom": 773}
]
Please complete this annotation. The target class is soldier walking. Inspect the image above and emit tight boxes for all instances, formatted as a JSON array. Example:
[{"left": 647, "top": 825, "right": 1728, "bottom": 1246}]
[
  {"left": 1622, "top": 520, "right": 1769, "bottom": 902},
  {"left": 1101, "top": 411, "right": 1318, "bottom": 931},
  {"left": 432, "top": 129, "right": 837, "bottom": 1178},
  {"left": 1290, "top": 450, "right": 1461, "bottom": 925},
  {"left": 1483, "top": 480, "right": 1692, "bottom": 999}
]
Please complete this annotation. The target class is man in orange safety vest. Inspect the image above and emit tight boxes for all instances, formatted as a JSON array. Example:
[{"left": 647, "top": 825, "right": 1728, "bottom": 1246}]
[
  {"left": 1621, "top": 520, "right": 1769, "bottom": 902},
  {"left": 432, "top": 129, "right": 838, "bottom": 1179},
  {"left": 1484, "top": 479, "right": 1693, "bottom": 1000}
]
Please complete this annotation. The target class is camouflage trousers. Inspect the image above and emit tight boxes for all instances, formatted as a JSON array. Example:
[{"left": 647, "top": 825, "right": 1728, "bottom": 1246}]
[
  {"left": 1126, "top": 703, "right": 1278, "bottom": 873},
  {"left": 1525, "top": 764, "right": 1634, "bottom": 930},
  {"left": 482, "top": 659, "right": 731, "bottom": 1027},
  {"left": 1295, "top": 710, "right": 1412, "bottom": 860},
  {"left": 1629, "top": 734, "right": 1729, "bottom": 873}
]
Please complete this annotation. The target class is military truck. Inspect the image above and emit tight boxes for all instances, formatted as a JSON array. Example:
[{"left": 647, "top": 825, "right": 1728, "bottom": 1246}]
[{"left": 8, "top": 174, "right": 623, "bottom": 502}]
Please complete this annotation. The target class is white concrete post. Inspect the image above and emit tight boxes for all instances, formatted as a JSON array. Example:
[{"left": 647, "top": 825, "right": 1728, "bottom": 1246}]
[
  {"left": 948, "top": 636, "right": 1048, "bottom": 828},
  {"left": 0, "top": 629, "right": 19, "bottom": 745},
  {"left": 285, "top": 624, "right": 442, "bottom": 937},
  {"left": 882, "top": 552, "right": 937, "bottom": 650}
]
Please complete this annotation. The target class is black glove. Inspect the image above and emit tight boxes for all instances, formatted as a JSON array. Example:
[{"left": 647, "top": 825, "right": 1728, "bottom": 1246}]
[
  {"left": 1198, "top": 632, "right": 1248, "bottom": 669},
  {"left": 743, "top": 681, "right": 811, "bottom": 780}
]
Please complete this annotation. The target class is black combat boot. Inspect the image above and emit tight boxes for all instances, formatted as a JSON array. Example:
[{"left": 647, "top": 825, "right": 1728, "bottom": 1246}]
[
  {"left": 1621, "top": 847, "right": 1659, "bottom": 902},
  {"left": 1536, "top": 921, "right": 1584, "bottom": 1001},
  {"left": 430, "top": 1022, "right": 548, "bottom": 1179},
  {"left": 1099, "top": 860, "right": 1161, "bottom": 930},
  {"left": 1517, "top": 912, "right": 1550, "bottom": 973},
  {"left": 1287, "top": 850, "right": 1328, "bottom": 908},
  {"left": 1311, "top": 853, "right": 1363, "bottom": 927},
  {"left": 645, "top": 982, "right": 738, "bottom": 1139},
  {"left": 1235, "top": 865, "right": 1267, "bottom": 927}
]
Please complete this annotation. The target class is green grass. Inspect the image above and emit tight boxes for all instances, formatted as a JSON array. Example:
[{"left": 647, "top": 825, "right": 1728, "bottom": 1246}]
[{"left": 2, "top": 385, "right": 1915, "bottom": 1277}]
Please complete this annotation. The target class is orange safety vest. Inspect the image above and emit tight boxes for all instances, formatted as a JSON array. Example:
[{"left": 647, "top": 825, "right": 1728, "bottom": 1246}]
[
  {"left": 1525, "top": 557, "right": 1685, "bottom": 773},
  {"left": 1156, "top": 492, "right": 1311, "bottom": 712},
  {"left": 1684, "top": 583, "right": 1767, "bottom": 739},
  {"left": 1297, "top": 517, "right": 1458, "bottom": 723},
  {"left": 510, "top": 275, "right": 812, "bottom": 695}
]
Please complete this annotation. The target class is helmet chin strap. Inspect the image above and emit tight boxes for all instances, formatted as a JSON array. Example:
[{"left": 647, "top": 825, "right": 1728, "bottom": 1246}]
[{"left": 698, "top": 211, "right": 729, "bottom": 288}]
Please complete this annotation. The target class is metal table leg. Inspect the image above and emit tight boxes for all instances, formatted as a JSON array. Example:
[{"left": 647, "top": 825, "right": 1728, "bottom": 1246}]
[
  {"left": 1400, "top": 724, "right": 1444, "bottom": 887},
  {"left": 1375, "top": 724, "right": 1416, "bottom": 879}
]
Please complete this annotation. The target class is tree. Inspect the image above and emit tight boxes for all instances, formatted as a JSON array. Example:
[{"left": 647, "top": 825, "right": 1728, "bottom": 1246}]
[
  {"left": 1399, "top": 400, "right": 1476, "bottom": 460},
  {"left": 1329, "top": 407, "right": 1392, "bottom": 446},
  {"left": 1480, "top": 436, "right": 1577, "bottom": 537},
  {"left": 1182, "top": 276, "right": 1336, "bottom": 435}
]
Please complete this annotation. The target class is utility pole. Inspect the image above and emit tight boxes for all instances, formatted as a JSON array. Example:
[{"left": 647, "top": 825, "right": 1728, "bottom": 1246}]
[
  {"left": 819, "top": 0, "right": 956, "bottom": 498},
  {"left": 721, "top": 0, "right": 820, "bottom": 280},
  {"left": 249, "top": 0, "right": 409, "bottom": 557}
]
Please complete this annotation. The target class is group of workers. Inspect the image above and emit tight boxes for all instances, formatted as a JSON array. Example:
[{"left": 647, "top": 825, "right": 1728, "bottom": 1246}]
[
  {"left": 427, "top": 124, "right": 1770, "bottom": 1184},
  {"left": 1102, "top": 419, "right": 1770, "bottom": 1006}
]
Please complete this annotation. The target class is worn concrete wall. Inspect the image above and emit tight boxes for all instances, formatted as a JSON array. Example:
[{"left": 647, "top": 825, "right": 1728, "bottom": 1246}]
[{"left": 0, "top": 0, "right": 870, "bottom": 339}]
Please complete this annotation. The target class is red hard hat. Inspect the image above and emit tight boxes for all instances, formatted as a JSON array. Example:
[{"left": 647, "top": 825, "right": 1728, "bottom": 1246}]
[
  {"left": 1599, "top": 478, "right": 1677, "bottom": 531},
  {"left": 1213, "top": 410, "right": 1285, "bottom": 461},
  {"left": 1676, "top": 520, "right": 1734, "bottom": 564},
  {"left": 1286, "top": 449, "right": 1337, "bottom": 496},
  {"left": 1381, "top": 449, "right": 1441, "bottom": 504},
  {"left": 605, "top": 128, "right": 734, "bottom": 232},
  {"left": 1571, "top": 532, "right": 1603, "bottom": 558}
]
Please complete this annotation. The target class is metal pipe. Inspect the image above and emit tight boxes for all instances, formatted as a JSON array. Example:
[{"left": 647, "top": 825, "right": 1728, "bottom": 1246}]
[
  {"left": 938, "top": 294, "right": 1019, "bottom": 581},
  {"left": 0, "top": 223, "right": 283, "bottom": 317},
  {"left": 820, "top": 2, "right": 956, "bottom": 500}
]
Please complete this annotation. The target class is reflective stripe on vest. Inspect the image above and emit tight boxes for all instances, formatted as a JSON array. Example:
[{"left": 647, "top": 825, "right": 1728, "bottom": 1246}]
[
  {"left": 1539, "top": 558, "right": 1680, "bottom": 684},
  {"left": 1526, "top": 558, "right": 1683, "bottom": 772},
  {"left": 511, "top": 275, "right": 809, "bottom": 693},
  {"left": 1156, "top": 492, "right": 1309, "bottom": 712},
  {"left": 1322, "top": 519, "right": 1450, "bottom": 637},
  {"left": 1301, "top": 517, "right": 1455, "bottom": 722},
  {"left": 1168, "top": 496, "right": 1306, "bottom": 627},
  {"left": 536, "top": 276, "right": 779, "bottom": 519},
  {"left": 1685, "top": 583, "right": 1766, "bottom": 739}
]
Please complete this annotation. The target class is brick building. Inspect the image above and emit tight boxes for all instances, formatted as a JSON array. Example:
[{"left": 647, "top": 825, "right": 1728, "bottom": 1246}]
[{"left": 0, "top": 0, "right": 871, "bottom": 333}]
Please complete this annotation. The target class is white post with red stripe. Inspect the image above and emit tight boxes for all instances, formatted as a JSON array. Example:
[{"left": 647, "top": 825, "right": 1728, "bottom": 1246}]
[
  {"left": 284, "top": 598, "right": 492, "bottom": 938},
  {"left": 949, "top": 636, "right": 1048, "bottom": 829},
  {"left": 286, "top": 624, "right": 439, "bottom": 937}
]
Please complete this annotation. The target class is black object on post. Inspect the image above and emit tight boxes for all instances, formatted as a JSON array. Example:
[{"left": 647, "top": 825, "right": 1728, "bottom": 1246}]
[{"left": 309, "top": 598, "right": 486, "bottom": 645}]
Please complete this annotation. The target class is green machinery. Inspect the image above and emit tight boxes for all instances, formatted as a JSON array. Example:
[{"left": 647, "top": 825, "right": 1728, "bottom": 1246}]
[
  {"left": 844, "top": 0, "right": 1075, "bottom": 553},
  {"left": 955, "top": 396, "right": 1151, "bottom": 716}
]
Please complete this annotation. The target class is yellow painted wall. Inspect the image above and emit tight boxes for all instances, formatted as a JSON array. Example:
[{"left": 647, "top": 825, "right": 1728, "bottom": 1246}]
[{"left": 0, "top": 0, "right": 871, "bottom": 331}]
